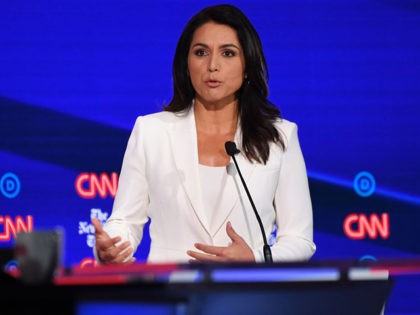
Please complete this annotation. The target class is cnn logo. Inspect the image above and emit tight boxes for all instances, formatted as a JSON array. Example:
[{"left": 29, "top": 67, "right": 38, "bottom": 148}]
[
  {"left": 0, "top": 215, "right": 34, "bottom": 241},
  {"left": 343, "top": 213, "right": 390, "bottom": 240},
  {"left": 75, "top": 172, "right": 118, "bottom": 199}
]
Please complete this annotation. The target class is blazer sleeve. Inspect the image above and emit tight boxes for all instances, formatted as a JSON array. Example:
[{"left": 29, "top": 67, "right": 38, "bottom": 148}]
[
  {"left": 93, "top": 116, "right": 150, "bottom": 261},
  {"left": 255, "top": 122, "right": 316, "bottom": 262}
]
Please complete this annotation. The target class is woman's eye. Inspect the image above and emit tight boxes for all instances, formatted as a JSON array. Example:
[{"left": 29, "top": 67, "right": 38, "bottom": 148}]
[
  {"left": 194, "top": 49, "right": 207, "bottom": 56},
  {"left": 223, "top": 50, "right": 236, "bottom": 57}
]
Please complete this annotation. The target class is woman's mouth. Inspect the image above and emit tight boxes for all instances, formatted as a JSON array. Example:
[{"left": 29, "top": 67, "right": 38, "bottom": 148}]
[{"left": 205, "top": 80, "right": 221, "bottom": 88}]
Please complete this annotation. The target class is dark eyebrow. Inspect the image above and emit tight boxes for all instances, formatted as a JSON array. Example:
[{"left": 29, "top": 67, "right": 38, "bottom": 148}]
[{"left": 191, "top": 43, "right": 241, "bottom": 50}]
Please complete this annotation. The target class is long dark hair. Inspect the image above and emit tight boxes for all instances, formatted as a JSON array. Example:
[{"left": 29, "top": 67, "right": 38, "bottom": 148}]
[{"left": 164, "top": 4, "right": 284, "bottom": 164}]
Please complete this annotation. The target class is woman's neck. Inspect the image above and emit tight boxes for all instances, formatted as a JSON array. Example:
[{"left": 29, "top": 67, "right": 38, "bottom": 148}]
[{"left": 194, "top": 99, "right": 238, "bottom": 134}]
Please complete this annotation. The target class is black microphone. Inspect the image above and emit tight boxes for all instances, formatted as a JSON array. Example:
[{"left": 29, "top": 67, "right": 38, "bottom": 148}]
[{"left": 225, "top": 141, "right": 273, "bottom": 263}]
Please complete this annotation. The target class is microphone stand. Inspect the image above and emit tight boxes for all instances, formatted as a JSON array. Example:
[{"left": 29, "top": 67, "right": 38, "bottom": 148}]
[{"left": 225, "top": 142, "right": 273, "bottom": 263}]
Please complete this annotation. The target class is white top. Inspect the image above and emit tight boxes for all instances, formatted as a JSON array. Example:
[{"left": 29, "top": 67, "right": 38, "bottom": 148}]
[{"left": 198, "top": 164, "right": 228, "bottom": 227}]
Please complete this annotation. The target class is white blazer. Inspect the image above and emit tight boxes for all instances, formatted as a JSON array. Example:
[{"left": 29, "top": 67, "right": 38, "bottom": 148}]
[{"left": 101, "top": 108, "right": 316, "bottom": 263}]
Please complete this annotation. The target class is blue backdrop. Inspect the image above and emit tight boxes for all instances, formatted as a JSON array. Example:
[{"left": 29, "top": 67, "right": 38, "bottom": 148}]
[{"left": 1, "top": 0, "right": 419, "bottom": 313}]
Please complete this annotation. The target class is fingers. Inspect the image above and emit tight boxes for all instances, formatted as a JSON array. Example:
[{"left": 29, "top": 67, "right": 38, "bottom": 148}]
[
  {"left": 126, "top": 257, "right": 136, "bottom": 264},
  {"left": 99, "top": 240, "right": 134, "bottom": 264},
  {"left": 91, "top": 217, "right": 104, "bottom": 236},
  {"left": 113, "top": 245, "right": 134, "bottom": 264},
  {"left": 91, "top": 218, "right": 135, "bottom": 264},
  {"left": 186, "top": 222, "right": 241, "bottom": 261},
  {"left": 91, "top": 218, "right": 123, "bottom": 247},
  {"left": 92, "top": 221, "right": 121, "bottom": 250},
  {"left": 226, "top": 221, "right": 243, "bottom": 243},
  {"left": 193, "top": 243, "right": 226, "bottom": 256},
  {"left": 187, "top": 243, "right": 230, "bottom": 262},
  {"left": 187, "top": 222, "right": 254, "bottom": 263},
  {"left": 96, "top": 236, "right": 124, "bottom": 252},
  {"left": 187, "top": 249, "right": 225, "bottom": 263}
]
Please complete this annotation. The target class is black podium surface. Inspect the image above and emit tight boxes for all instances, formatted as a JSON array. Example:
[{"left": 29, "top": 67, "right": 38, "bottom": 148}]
[{"left": 1, "top": 259, "right": 402, "bottom": 315}]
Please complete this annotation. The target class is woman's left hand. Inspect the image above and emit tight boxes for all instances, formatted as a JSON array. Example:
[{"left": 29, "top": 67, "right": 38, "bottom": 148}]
[{"left": 187, "top": 221, "right": 255, "bottom": 262}]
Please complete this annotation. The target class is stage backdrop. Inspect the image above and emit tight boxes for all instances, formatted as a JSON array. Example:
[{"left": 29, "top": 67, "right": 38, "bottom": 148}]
[{"left": 1, "top": 0, "right": 419, "bottom": 313}]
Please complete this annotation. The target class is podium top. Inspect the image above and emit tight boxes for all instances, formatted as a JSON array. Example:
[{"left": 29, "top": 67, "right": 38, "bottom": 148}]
[
  {"left": 52, "top": 258, "right": 420, "bottom": 286},
  {"left": 4, "top": 258, "right": 407, "bottom": 315}
]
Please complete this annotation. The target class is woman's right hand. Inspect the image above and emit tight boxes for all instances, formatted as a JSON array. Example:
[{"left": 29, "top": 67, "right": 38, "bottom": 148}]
[{"left": 91, "top": 217, "right": 136, "bottom": 264}]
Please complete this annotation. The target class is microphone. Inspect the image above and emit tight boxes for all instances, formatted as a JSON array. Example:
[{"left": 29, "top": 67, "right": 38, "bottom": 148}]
[{"left": 225, "top": 141, "right": 273, "bottom": 263}]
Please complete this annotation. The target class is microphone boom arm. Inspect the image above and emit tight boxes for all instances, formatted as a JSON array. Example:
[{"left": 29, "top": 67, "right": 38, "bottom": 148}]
[{"left": 226, "top": 142, "right": 273, "bottom": 263}]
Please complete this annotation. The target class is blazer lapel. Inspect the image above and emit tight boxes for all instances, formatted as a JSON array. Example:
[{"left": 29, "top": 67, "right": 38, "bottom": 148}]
[
  {"left": 168, "top": 109, "right": 210, "bottom": 235},
  {"left": 168, "top": 110, "right": 257, "bottom": 238}
]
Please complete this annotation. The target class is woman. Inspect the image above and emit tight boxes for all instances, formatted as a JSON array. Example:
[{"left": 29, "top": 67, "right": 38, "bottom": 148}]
[{"left": 92, "top": 4, "right": 316, "bottom": 264}]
